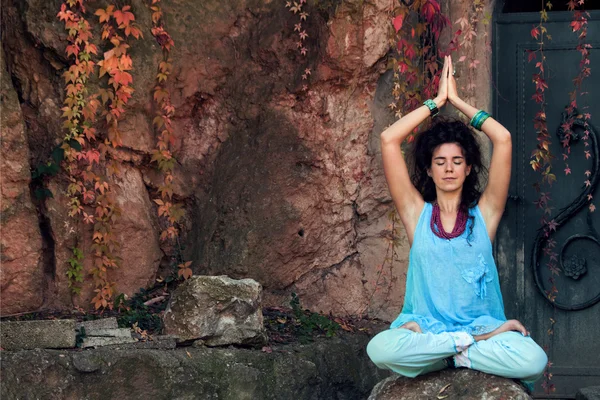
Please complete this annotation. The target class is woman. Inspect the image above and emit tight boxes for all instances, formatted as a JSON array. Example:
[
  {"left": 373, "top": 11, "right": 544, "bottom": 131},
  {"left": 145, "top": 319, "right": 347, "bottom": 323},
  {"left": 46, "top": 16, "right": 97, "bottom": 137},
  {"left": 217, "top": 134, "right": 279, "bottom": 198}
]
[{"left": 366, "top": 56, "right": 547, "bottom": 388}]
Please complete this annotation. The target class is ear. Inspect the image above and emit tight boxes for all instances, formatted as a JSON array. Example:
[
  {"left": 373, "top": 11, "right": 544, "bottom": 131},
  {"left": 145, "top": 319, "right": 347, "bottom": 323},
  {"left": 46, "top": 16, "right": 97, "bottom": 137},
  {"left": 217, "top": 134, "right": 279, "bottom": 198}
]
[
  {"left": 466, "top": 166, "right": 472, "bottom": 176},
  {"left": 427, "top": 168, "right": 432, "bottom": 177}
]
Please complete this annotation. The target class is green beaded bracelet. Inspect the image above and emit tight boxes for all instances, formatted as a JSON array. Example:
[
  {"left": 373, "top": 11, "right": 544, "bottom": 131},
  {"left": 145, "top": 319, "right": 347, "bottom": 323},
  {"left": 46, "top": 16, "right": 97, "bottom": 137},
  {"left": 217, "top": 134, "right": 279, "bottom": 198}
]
[{"left": 470, "top": 110, "right": 490, "bottom": 130}]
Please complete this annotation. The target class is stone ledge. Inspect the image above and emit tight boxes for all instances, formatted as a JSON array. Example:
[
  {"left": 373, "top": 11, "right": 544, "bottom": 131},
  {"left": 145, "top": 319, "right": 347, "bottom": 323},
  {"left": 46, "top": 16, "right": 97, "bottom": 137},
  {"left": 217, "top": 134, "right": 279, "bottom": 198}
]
[
  {"left": 1, "top": 333, "right": 388, "bottom": 400},
  {"left": 577, "top": 386, "right": 600, "bottom": 400},
  {"left": 0, "top": 320, "right": 76, "bottom": 350}
]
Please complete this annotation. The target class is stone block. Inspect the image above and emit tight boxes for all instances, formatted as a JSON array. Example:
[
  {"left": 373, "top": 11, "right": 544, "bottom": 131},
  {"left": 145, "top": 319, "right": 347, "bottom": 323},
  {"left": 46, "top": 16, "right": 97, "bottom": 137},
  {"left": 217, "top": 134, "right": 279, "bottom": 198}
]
[
  {"left": 85, "top": 328, "right": 132, "bottom": 338},
  {"left": 76, "top": 318, "right": 118, "bottom": 331},
  {"left": 163, "top": 275, "right": 267, "bottom": 346},
  {"left": 0, "top": 320, "right": 76, "bottom": 350},
  {"left": 81, "top": 336, "right": 136, "bottom": 348}
]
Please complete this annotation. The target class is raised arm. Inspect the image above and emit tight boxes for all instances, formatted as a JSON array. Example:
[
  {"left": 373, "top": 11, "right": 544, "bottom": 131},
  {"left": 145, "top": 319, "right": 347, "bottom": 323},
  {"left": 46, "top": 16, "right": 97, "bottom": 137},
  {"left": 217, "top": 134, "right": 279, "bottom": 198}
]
[
  {"left": 447, "top": 57, "right": 512, "bottom": 241},
  {"left": 380, "top": 56, "right": 450, "bottom": 244}
]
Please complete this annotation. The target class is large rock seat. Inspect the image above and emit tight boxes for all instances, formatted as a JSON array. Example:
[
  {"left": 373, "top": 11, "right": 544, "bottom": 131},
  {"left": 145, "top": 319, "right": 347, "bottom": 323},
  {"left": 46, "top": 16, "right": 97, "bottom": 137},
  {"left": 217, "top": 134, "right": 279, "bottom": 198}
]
[{"left": 369, "top": 369, "right": 531, "bottom": 400}]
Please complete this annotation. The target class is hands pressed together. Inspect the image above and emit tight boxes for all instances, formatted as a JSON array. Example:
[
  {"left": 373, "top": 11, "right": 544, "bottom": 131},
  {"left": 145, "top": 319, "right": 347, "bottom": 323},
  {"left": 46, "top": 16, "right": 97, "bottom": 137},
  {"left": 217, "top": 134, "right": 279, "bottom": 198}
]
[{"left": 434, "top": 55, "right": 459, "bottom": 109}]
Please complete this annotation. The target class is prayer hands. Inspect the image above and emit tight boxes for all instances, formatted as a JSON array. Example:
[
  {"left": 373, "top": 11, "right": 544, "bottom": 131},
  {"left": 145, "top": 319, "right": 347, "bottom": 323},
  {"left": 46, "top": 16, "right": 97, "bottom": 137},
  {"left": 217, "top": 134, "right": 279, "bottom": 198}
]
[
  {"left": 446, "top": 55, "right": 459, "bottom": 104},
  {"left": 437, "top": 55, "right": 459, "bottom": 106}
]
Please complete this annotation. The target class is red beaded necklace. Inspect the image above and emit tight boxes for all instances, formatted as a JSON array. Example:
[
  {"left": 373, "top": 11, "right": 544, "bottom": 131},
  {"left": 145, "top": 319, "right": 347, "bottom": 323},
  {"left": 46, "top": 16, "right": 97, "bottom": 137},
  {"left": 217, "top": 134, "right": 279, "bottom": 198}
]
[{"left": 430, "top": 202, "right": 468, "bottom": 239}]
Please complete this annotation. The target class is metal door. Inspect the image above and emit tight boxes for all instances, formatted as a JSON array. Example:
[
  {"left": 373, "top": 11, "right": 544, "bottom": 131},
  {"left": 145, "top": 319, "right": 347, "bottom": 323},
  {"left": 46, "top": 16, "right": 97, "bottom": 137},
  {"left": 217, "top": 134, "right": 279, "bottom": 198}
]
[{"left": 494, "top": 9, "right": 600, "bottom": 399}]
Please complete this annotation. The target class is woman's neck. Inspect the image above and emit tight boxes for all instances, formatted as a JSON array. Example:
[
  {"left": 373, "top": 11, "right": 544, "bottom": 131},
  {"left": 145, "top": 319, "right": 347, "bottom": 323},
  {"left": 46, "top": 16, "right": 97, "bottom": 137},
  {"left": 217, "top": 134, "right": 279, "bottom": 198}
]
[{"left": 435, "top": 191, "right": 462, "bottom": 213}]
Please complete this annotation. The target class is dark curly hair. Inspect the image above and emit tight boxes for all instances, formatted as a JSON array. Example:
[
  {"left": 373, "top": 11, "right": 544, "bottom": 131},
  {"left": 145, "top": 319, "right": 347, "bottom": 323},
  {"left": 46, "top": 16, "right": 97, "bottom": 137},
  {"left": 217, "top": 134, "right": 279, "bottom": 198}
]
[{"left": 410, "top": 118, "right": 487, "bottom": 242}]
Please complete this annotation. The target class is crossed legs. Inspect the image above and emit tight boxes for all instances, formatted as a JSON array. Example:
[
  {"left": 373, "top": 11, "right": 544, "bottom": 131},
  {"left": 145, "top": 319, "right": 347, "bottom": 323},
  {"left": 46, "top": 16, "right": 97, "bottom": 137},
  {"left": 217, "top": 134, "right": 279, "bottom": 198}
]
[{"left": 366, "top": 327, "right": 547, "bottom": 386}]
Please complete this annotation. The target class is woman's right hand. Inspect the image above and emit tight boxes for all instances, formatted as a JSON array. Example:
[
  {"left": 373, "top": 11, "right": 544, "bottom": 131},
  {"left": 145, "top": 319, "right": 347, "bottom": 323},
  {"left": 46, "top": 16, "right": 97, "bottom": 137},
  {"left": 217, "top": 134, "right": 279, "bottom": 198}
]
[
  {"left": 399, "top": 321, "right": 423, "bottom": 333},
  {"left": 434, "top": 55, "right": 450, "bottom": 107}
]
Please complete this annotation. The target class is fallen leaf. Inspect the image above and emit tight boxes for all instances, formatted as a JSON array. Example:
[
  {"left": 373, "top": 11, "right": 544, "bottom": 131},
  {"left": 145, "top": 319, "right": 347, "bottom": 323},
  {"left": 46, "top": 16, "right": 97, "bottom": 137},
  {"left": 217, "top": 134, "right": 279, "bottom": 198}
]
[{"left": 437, "top": 383, "right": 451, "bottom": 399}]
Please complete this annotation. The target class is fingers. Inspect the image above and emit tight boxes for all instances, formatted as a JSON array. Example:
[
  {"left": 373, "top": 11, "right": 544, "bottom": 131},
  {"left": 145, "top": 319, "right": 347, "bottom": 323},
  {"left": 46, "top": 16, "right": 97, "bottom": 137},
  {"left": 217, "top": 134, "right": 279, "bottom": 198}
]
[
  {"left": 516, "top": 320, "right": 530, "bottom": 336},
  {"left": 442, "top": 55, "right": 449, "bottom": 78},
  {"left": 400, "top": 321, "right": 423, "bottom": 333}
]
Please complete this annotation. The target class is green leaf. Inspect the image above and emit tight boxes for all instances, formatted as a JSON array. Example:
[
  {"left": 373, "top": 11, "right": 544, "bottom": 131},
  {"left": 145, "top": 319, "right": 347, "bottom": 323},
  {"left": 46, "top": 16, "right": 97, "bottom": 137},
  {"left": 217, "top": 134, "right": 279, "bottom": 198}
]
[
  {"left": 51, "top": 145, "right": 65, "bottom": 164},
  {"left": 34, "top": 188, "right": 54, "bottom": 199},
  {"left": 68, "top": 139, "right": 82, "bottom": 151}
]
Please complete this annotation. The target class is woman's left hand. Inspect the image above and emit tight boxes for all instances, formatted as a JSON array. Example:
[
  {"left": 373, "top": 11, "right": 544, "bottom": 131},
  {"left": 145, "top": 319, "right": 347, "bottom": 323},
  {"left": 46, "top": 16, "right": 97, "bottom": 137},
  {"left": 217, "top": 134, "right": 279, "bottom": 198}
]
[{"left": 447, "top": 55, "right": 459, "bottom": 104}]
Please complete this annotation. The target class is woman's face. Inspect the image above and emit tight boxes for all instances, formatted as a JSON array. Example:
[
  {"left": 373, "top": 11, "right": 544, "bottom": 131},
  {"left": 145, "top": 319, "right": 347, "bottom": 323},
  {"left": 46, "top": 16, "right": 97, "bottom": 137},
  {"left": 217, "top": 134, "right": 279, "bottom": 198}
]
[{"left": 427, "top": 142, "right": 471, "bottom": 193}]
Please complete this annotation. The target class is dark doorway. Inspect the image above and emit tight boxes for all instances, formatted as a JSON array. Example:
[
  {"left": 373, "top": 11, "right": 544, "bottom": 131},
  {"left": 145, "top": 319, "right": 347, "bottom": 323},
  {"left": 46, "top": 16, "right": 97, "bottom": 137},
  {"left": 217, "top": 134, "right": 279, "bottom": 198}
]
[
  {"left": 503, "top": 0, "right": 600, "bottom": 13},
  {"left": 494, "top": 5, "right": 600, "bottom": 399}
]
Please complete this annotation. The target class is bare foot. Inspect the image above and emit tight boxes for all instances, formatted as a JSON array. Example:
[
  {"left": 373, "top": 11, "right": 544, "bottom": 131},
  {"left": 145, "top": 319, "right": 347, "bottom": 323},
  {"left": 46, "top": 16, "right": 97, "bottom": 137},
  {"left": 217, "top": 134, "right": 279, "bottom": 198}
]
[
  {"left": 399, "top": 321, "right": 423, "bottom": 333},
  {"left": 473, "top": 319, "right": 529, "bottom": 342}
]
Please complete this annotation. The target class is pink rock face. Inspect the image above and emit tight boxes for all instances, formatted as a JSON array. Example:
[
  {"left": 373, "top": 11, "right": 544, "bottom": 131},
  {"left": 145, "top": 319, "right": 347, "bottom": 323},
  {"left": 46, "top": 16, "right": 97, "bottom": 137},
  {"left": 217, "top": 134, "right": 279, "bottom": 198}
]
[
  {"left": 0, "top": 0, "right": 455, "bottom": 320},
  {"left": 0, "top": 51, "right": 44, "bottom": 316},
  {"left": 46, "top": 167, "right": 162, "bottom": 308}
]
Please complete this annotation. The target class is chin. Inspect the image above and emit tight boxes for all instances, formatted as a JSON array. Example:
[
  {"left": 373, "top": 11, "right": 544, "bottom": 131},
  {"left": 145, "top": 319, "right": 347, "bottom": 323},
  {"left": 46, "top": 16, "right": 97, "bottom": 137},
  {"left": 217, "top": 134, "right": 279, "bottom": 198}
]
[{"left": 437, "top": 181, "right": 464, "bottom": 192}]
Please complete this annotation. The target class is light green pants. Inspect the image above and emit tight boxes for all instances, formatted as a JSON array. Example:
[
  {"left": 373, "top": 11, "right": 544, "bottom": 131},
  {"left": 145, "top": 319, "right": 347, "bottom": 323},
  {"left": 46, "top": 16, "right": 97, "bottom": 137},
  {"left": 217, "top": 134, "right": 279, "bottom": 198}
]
[{"left": 366, "top": 328, "right": 547, "bottom": 387}]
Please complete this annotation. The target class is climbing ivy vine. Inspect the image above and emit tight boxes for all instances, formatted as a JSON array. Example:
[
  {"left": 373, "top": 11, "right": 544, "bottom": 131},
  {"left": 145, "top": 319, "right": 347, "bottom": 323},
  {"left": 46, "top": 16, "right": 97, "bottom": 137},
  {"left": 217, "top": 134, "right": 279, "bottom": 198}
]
[{"left": 147, "top": 0, "right": 192, "bottom": 280}]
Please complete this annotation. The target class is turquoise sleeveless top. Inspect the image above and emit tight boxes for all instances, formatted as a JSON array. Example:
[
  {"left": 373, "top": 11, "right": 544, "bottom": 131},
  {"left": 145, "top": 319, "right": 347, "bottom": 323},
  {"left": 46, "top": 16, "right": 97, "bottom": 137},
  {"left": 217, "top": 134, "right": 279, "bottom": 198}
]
[{"left": 390, "top": 202, "right": 507, "bottom": 335}]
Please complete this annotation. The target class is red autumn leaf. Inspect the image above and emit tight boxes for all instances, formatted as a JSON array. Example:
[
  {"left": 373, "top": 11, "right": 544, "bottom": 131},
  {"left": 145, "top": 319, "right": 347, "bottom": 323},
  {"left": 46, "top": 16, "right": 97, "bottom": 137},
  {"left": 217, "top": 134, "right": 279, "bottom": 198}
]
[
  {"left": 392, "top": 15, "right": 403, "bottom": 32},
  {"left": 178, "top": 267, "right": 192, "bottom": 279},
  {"left": 113, "top": 70, "right": 133, "bottom": 86},
  {"left": 125, "top": 25, "right": 143, "bottom": 39},
  {"left": 152, "top": 11, "right": 163, "bottom": 24},
  {"left": 531, "top": 26, "right": 540, "bottom": 39},
  {"left": 83, "top": 212, "right": 94, "bottom": 224},
  {"left": 119, "top": 54, "right": 132, "bottom": 70},
  {"left": 531, "top": 92, "right": 543, "bottom": 103},
  {"left": 421, "top": 0, "right": 440, "bottom": 23},
  {"left": 404, "top": 44, "right": 416, "bottom": 59},
  {"left": 95, "top": 6, "right": 114, "bottom": 23},
  {"left": 114, "top": 6, "right": 135, "bottom": 27},
  {"left": 57, "top": 4, "right": 72, "bottom": 22},
  {"left": 66, "top": 44, "right": 79, "bottom": 57}
]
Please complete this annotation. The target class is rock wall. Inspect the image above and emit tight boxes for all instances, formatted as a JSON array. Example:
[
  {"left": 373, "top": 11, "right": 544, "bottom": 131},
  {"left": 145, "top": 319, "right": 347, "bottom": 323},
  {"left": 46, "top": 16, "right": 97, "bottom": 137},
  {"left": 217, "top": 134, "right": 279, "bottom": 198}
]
[
  {"left": 1, "top": 334, "right": 389, "bottom": 400},
  {"left": 1, "top": 45, "right": 44, "bottom": 315},
  {"left": 0, "top": 0, "right": 495, "bottom": 320}
]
